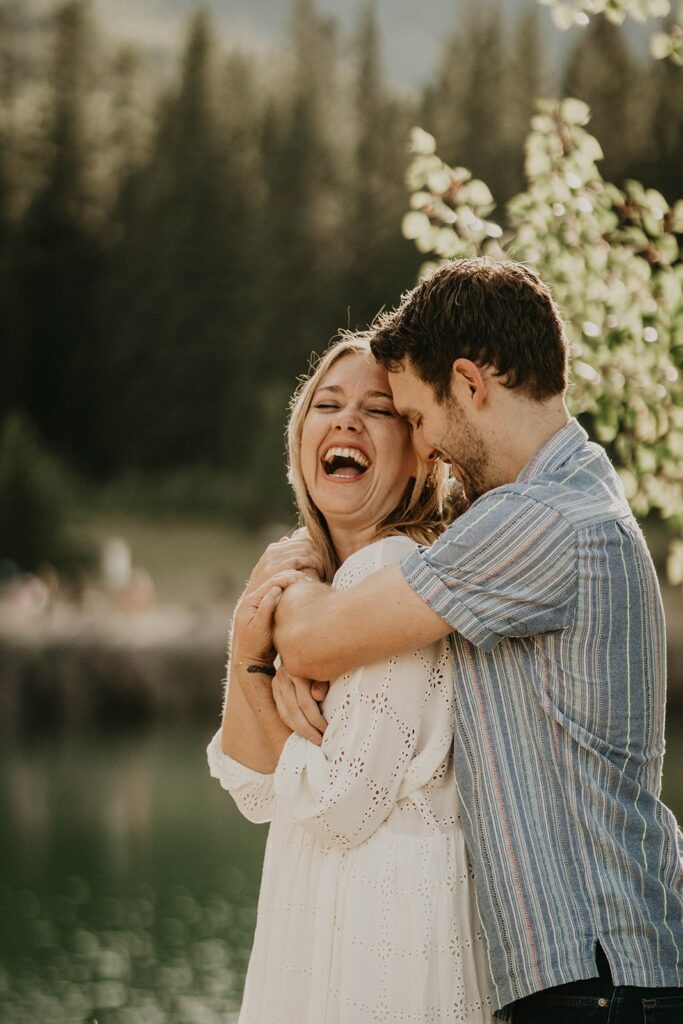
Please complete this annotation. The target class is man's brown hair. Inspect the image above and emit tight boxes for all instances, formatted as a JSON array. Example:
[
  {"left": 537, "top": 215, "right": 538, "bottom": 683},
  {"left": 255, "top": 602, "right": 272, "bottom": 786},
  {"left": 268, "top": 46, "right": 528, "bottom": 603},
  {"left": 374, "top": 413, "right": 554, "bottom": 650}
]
[{"left": 370, "top": 257, "right": 568, "bottom": 402}]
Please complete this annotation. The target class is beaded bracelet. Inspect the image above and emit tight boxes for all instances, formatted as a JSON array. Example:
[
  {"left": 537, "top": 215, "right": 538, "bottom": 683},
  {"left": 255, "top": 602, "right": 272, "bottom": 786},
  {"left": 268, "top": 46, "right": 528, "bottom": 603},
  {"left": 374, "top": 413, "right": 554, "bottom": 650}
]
[{"left": 237, "top": 661, "right": 276, "bottom": 678}]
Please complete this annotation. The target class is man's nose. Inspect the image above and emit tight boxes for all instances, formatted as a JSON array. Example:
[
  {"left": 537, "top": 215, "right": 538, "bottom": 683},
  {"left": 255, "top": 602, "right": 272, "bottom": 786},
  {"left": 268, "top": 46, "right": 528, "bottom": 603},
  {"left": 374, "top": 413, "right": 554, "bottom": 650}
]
[{"left": 411, "top": 431, "right": 437, "bottom": 463}]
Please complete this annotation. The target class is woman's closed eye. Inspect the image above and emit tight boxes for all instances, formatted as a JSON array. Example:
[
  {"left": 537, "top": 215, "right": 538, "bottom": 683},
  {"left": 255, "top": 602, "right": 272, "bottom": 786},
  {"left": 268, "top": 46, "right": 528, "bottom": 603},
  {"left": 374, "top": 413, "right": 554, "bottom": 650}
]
[{"left": 313, "top": 402, "right": 394, "bottom": 417}]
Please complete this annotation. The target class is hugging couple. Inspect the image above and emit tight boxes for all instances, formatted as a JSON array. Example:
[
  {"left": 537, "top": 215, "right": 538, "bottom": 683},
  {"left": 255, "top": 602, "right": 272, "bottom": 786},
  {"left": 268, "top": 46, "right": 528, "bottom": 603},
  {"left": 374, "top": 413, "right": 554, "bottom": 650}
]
[{"left": 208, "top": 257, "right": 683, "bottom": 1023}]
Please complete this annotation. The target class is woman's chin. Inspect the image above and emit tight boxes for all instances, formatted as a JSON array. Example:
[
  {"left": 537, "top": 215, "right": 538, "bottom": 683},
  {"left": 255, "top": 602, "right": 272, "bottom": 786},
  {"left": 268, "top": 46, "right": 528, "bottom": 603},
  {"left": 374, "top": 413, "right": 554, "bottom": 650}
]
[
  {"left": 309, "top": 470, "right": 407, "bottom": 529},
  {"left": 312, "top": 482, "right": 375, "bottom": 520},
  {"left": 313, "top": 495, "right": 371, "bottom": 522}
]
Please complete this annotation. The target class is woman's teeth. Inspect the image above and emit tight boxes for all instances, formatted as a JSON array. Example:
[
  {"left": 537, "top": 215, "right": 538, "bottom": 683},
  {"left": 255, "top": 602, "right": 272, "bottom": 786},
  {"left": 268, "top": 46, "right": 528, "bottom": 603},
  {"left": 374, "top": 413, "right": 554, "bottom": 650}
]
[
  {"left": 322, "top": 447, "right": 370, "bottom": 478},
  {"left": 323, "top": 447, "right": 370, "bottom": 468}
]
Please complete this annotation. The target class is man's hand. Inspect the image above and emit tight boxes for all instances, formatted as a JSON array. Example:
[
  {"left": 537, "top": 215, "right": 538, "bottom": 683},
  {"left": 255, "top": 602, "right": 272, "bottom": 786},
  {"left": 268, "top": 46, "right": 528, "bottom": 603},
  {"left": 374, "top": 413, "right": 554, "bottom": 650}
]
[
  {"left": 232, "top": 570, "right": 308, "bottom": 665},
  {"left": 245, "top": 531, "right": 323, "bottom": 593},
  {"left": 273, "top": 667, "right": 329, "bottom": 746}
]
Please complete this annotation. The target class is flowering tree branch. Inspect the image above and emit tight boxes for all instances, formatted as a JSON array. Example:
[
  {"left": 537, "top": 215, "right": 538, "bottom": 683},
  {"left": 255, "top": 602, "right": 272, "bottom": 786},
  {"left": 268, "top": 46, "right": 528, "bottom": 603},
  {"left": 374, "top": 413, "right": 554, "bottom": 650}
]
[
  {"left": 403, "top": 99, "right": 683, "bottom": 572},
  {"left": 536, "top": 0, "right": 682, "bottom": 63}
]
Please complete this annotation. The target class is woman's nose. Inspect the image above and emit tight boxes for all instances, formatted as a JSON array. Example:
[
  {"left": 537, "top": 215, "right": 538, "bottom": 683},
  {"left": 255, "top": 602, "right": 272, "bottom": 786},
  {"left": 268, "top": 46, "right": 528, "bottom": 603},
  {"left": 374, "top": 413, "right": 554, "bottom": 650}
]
[{"left": 332, "top": 408, "right": 361, "bottom": 431}]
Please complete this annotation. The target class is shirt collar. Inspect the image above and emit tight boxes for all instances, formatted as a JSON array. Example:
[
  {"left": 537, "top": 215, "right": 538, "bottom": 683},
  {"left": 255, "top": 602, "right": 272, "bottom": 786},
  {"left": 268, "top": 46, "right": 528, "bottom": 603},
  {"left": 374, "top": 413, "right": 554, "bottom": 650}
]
[{"left": 517, "top": 418, "right": 589, "bottom": 483}]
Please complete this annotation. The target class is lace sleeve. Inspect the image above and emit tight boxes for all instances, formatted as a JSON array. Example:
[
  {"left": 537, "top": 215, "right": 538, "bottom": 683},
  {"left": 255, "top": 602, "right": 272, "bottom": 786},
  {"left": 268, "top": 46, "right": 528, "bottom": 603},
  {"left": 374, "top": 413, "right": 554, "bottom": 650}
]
[
  {"left": 273, "top": 537, "right": 453, "bottom": 849},
  {"left": 206, "top": 730, "right": 274, "bottom": 824}
]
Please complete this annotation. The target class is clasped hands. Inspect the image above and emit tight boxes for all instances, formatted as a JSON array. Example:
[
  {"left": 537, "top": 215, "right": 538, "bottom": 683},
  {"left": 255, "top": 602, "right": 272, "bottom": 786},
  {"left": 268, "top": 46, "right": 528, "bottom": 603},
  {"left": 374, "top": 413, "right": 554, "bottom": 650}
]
[{"left": 231, "top": 530, "right": 330, "bottom": 746}]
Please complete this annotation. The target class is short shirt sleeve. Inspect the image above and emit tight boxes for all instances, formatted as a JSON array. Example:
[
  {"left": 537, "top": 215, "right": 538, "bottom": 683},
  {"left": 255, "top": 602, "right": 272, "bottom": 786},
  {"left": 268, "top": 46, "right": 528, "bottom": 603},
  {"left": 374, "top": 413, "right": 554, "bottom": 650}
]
[{"left": 400, "top": 488, "right": 577, "bottom": 651}]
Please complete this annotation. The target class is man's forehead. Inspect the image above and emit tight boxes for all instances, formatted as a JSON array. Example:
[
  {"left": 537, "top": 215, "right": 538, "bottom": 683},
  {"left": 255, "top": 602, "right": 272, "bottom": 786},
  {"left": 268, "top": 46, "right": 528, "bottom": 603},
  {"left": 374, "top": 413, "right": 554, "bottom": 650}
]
[
  {"left": 387, "top": 364, "right": 423, "bottom": 404},
  {"left": 387, "top": 364, "right": 410, "bottom": 389},
  {"left": 387, "top": 389, "right": 420, "bottom": 421}
]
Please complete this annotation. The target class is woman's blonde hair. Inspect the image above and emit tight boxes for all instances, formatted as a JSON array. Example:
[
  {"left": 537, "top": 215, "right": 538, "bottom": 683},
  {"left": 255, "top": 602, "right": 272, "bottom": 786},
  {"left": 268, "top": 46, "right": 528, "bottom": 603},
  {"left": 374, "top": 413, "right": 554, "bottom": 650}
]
[{"left": 286, "top": 333, "right": 465, "bottom": 582}]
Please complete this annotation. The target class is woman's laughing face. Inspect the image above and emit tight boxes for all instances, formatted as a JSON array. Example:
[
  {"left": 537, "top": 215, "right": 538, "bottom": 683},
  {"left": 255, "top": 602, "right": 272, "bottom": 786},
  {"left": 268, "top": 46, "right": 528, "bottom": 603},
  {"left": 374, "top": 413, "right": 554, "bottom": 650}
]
[{"left": 300, "top": 351, "right": 417, "bottom": 534}]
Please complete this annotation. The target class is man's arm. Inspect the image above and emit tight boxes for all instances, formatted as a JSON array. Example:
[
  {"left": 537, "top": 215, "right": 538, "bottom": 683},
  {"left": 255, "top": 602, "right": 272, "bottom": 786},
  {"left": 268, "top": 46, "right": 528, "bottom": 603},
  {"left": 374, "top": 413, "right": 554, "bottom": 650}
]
[
  {"left": 274, "top": 564, "right": 451, "bottom": 681},
  {"left": 275, "top": 491, "right": 578, "bottom": 710}
]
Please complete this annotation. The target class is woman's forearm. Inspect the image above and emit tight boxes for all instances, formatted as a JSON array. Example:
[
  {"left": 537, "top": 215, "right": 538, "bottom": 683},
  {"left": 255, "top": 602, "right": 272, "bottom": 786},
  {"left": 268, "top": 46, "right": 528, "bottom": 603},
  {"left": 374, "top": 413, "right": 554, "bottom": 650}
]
[
  {"left": 221, "top": 660, "right": 289, "bottom": 773},
  {"left": 222, "top": 656, "right": 292, "bottom": 771},
  {"left": 220, "top": 568, "right": 296, "bottom": 772}
]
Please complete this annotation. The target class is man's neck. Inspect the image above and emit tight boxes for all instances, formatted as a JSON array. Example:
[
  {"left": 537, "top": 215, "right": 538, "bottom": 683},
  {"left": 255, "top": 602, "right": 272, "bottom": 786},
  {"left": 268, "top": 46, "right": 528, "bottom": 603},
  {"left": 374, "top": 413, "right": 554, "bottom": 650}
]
[{"left": 486, "top": 397, "right": 571, "bottom": 488}]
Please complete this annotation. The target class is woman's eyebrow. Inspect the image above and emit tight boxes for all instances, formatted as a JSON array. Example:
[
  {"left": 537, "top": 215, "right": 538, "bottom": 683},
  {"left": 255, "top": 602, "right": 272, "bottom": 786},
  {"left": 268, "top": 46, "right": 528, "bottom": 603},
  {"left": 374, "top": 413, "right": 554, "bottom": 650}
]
[{"left": 314, "top": 385, "right": 393, "bottom": 401}]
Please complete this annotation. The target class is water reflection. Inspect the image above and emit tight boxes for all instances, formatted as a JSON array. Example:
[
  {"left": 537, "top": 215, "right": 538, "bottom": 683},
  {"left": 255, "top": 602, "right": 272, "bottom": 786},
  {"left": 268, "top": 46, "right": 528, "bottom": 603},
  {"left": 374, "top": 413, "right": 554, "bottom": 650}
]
[
  {"left": 0, "top": 730, "right": 267, "bottom": 1024},
  {"left": 0, "top": 881, "right": 248, "bottom": 1023},
  {"left": 1, "top": 723, "right": 681, "bottom": 1022}
]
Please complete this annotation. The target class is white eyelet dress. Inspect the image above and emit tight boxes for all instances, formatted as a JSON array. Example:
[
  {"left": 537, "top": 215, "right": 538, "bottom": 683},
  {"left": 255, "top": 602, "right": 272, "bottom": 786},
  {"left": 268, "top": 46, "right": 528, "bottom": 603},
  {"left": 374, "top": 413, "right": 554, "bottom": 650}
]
[{"left": 208, "top": 536, "right": 494, "bottom": 1024}]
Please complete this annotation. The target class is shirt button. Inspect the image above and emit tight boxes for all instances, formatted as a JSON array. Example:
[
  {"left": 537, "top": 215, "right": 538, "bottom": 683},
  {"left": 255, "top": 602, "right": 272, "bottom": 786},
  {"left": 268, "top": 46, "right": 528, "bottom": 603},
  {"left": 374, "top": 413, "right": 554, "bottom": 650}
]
[{"left": 597, "top": 998, "right": 609, "bottom": 1008}]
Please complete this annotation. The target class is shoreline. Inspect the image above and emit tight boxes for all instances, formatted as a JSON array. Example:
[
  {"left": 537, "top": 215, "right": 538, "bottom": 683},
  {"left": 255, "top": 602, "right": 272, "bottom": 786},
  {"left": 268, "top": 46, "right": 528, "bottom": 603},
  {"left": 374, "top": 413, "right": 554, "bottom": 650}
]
[{"left": 2, "top": 586, "right": 683, "bottom": 731}]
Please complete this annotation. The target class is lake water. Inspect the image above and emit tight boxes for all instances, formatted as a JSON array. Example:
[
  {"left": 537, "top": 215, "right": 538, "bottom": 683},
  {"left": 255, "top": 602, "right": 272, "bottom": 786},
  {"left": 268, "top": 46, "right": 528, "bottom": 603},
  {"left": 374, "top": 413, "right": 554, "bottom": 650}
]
[{"left": 1, "top": 721, "right": 682, "bottom": 1023}]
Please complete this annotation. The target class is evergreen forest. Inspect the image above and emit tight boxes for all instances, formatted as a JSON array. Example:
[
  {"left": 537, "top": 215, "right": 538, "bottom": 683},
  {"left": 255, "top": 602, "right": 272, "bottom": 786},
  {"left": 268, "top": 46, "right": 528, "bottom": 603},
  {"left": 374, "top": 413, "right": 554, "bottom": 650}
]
[{"left": 2, "top": 0, "right": 681, "bottom": 528}]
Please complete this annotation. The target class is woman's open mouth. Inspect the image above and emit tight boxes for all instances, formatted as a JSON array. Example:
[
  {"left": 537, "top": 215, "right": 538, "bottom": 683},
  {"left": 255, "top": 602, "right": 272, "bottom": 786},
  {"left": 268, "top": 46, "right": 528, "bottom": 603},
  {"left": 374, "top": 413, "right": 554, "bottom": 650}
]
[{"left": 321, "top": 446, "right": 371, "bottom": 481}]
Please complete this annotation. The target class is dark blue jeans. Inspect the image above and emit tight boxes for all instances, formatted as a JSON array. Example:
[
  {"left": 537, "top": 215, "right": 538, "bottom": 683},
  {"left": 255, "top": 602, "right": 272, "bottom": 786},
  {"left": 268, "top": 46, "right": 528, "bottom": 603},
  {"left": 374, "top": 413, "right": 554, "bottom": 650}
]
[{"left": 508, "top": 947, "right": 683, "bottom": 1023}]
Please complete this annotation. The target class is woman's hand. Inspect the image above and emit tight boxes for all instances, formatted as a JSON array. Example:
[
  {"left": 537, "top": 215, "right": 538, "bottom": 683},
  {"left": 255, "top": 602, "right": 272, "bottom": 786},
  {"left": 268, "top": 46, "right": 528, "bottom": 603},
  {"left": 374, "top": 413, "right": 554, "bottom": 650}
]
[
  {"left": 246, "top": 530, "right": 324, "bottom": 593},
  {"left": 273, "top": 666, "right": 329, "bottom": 746},
  {"left": 232, "top": 571, "right": 307, "bottom": 666},
  {"left": 228, "top": 574, "right": 303, "bottom": 763}
]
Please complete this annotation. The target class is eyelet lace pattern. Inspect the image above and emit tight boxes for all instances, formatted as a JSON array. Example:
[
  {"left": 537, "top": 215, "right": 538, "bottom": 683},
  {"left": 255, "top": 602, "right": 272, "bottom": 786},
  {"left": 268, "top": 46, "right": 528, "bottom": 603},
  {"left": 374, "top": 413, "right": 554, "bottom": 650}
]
[{"left": 208, "top": 536, "right": 494, "bottom": 1023}]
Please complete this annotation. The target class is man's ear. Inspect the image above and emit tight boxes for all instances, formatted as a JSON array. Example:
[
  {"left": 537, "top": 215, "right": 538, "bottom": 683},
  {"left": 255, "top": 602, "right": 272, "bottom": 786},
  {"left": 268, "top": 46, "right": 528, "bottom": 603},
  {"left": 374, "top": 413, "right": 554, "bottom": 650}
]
[{"left": 451, "top": 358, "right": 488, "bottom": 408}]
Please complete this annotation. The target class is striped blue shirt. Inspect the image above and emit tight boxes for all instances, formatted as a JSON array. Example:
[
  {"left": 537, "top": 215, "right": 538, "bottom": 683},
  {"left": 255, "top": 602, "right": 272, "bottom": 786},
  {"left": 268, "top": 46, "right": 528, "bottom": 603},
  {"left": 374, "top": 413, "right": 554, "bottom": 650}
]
[{"left": 401, "top": 419, "right": 683, "bottom": 1014}]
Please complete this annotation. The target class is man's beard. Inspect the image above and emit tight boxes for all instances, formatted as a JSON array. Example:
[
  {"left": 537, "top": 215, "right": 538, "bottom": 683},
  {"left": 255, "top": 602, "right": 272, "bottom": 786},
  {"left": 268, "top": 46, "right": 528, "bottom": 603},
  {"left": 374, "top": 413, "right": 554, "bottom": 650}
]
[{"left": 439, "top": 395, "right": 490, "bottom": 503}]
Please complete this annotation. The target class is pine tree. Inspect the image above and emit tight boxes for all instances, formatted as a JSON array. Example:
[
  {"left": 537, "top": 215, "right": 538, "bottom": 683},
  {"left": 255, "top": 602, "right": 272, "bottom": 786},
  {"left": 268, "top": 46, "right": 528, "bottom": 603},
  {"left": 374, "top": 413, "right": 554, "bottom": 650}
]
[
  {"left": 215, "top": 50, "right": 267, "bottom": 439},
  {"left": 343, "top": 1, "right": 419, "bottom": 329},
  {"left": 639, "top": 54, "right": 683, "bottom": 203},
  {"left": 0, "top": 414, "right": 77, "bottom": 571},
  {"left": 563, "top": 16, "right": 651, "bottom": 185},
  {"left": 107, "top": 46, "right": 149, "bottom": 231},
  {"left": 507, "top": 4, "right": 544, "bottom": 199},
  {"left": 420, "top": 4, "right": 515, "bottom": 204},
  {"left": 0, "top": 2, "right": 19, "bottom": 420},
  {"left": 259, "top": 0, "right": 343, "bottom": 387},
  {"left": 419, "top": 26, "right": 470, "bottom": 167},
  {"left": 106, "top": 11, "right": 252, "bottom": 472},
  {"left": 15, "top": 0, "right": 104, "bottom": 472},
  {"left": 459, "top": 5, "right": 514, "bottom": 203}
]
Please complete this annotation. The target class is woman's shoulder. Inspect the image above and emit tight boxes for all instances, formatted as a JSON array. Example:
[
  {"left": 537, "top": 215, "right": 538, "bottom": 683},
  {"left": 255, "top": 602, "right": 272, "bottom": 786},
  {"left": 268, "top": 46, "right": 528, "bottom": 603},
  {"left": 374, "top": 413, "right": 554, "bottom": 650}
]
[{"left": 333, "top": 535, "right": 419, "bottom": 590}]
